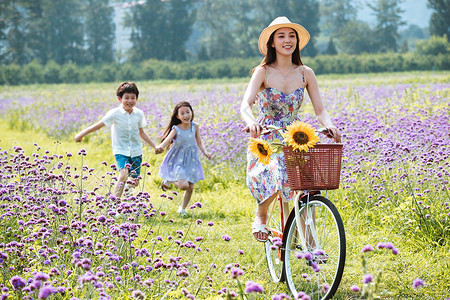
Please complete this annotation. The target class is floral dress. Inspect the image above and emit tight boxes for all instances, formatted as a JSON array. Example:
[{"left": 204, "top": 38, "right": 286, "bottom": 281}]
[{"left": 246, "top": 70, "right": 305, "bottom": 204}]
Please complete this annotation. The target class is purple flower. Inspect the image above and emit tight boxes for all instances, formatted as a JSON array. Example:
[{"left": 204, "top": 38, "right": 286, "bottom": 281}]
[
  {"left": 131, "top": 290, "right": 146, "bottom": 299},
  {"left": 272, "top": 293, "right": 291, "bottom": 300},
  {"left": 412, "top": 278, "right": 424, "bottom": 290},
  {"left": 361, "top": 244, "right": 374, "bottom": 252},
  {"left": 38, "top": 285, "right": 56, "bottom": 299},
  {"left": 176, "top": 268, "right": 190, "bottom": 278},
  {"left": 230, "top": 267, "right": 244, "bottom": 279},
  {"left": 363, "top": 274, "right": 373, "bottom": 284},
  {"left": 34, "top": 272, "right": 50, "bottom": 282},
  {"left": 351, "top": 285, "right": 361, "bottom": 292},
  {"left": 222, "top": 234, "right": 231, "bottom": 242},
  {"left": 10, "top": 276, "right": 26, "bottom": 290},
  {"left": 244, "top": 281, "right": 264, "bottom": 293}
]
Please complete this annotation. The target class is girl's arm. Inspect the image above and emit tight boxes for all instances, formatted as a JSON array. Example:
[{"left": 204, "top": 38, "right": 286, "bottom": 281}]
[
  {"left": 155, "top": 129, "right": 176, "bottom": 153},
  {"left": 240, "top": 66, "right": 266, "bottom": 138},
  {"left": 304, "top": 66, "right": 342, "bottom": 143},
  {"left": 195, "top": 124, "right": 211, "bottom": 159},
  {"left": 139, "top": 128, "right": 163, "bottom": 153},
  {"left": 75, "top": 121, "right": 105, "bottom": 142}
]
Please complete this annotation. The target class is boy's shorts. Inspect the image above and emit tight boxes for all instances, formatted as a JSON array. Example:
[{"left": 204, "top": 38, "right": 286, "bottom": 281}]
[{"left": 114, "top": 154, "right": 142, "bottom": 178}]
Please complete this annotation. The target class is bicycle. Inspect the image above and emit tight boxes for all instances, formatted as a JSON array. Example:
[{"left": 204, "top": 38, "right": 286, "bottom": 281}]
[{"left": 263, "top": 128, "right": 346, "bottom": 300}]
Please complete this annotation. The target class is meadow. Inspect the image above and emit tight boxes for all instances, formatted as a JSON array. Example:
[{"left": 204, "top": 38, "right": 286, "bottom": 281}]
[{"left": 0, "top": 71, "right": 449, "bottom": 299}]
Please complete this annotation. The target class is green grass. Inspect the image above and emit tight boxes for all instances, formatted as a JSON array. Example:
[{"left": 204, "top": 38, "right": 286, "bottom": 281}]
[{"left": 0, "top": 124, "right": 448, "bottom": 300}]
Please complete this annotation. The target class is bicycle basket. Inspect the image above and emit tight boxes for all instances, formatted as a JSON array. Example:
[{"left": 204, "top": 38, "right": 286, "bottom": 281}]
[{"left": 283, "top": 144, "right": 343, "bottom": 190}]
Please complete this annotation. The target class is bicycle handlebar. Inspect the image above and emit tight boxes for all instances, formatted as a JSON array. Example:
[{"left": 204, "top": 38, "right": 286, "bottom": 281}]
[{"left": 244, "top": 125, "right": 335, "bottom": 138}]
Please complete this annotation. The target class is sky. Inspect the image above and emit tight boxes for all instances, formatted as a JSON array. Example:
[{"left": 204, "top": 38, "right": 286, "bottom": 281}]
[{"left": 358, "top": 0, "right": 432, "bottom": 28}]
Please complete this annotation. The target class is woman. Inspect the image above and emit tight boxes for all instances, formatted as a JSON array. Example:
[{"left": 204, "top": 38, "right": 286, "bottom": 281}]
[{"left": 240, "top": 16, "right": 342, "bottom": 242}]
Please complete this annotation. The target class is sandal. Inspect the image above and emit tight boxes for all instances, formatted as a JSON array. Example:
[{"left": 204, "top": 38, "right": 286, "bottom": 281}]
[
  {"left": 252, "top": 221, "right": 268, "bottom": 242},
  {"left": 314, "top": 254, "right": 328, "bottom": 264}
]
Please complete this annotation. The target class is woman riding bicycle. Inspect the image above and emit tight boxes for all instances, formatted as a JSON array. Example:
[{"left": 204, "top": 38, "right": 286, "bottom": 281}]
[{"left": 240, "top": 16, "right": 342, "bottom": 242}]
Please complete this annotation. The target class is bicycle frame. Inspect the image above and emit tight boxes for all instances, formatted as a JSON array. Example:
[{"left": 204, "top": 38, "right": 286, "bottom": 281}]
[
  {"left": 293, "top": 191, "right": 321, "bottom": 253},
  {"left": 267, "top": 190, "right": 322, "bottom": 252}
]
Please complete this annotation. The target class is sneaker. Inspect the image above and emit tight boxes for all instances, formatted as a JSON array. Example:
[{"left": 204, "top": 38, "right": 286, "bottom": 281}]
[
  {"left": 123, "top": 184, "right": 134, "bottom": 197},
  {"left": 177, "top": 207, "right": 187, "bottom": 216},
  {"left": 161, "top": 180, "right": 172, "bottom": 191}
]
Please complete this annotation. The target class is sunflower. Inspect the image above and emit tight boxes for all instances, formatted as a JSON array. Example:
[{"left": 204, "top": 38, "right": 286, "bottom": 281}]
[
  {"left": 282, "top": 121, "right": 319, "bottom": 152},
  {"left": 248, "top": 137, "right": 273, "bottom": 165}
]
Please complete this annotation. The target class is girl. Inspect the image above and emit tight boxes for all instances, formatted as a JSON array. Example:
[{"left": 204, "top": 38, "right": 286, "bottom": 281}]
[
  {"left": 240, "top": 16, "right": 341, "bottom": 242},
  {"left": 156, "top": 101, "right": 212, "bottom": 215}
]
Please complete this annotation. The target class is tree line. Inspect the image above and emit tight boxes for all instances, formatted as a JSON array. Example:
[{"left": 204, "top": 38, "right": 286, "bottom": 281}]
[{"left": 0, "top": 0, "right": 448, "bottom": 67}]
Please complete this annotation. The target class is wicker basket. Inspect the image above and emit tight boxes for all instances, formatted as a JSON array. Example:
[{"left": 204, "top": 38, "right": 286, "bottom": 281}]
[{"left": 283, "top": 144, "right": 343, "bottom": 190}]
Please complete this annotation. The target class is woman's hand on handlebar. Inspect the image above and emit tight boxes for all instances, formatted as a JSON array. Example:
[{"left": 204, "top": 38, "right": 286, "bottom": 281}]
[
  {"left": 320, "top": 126, "right": 341, "bottom": 143},
  {"left": 243, "top": 123, "right": 264, "bottom": 138}
]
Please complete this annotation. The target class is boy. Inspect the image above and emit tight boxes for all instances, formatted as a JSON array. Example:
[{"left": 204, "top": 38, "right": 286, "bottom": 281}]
[{"left": 75, "top": 82, "right": 161, "bottom": 197}]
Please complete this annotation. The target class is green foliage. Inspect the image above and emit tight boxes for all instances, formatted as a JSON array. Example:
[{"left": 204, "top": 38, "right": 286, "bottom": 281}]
[
  {"left": 126, "top": 0, "right": 195, "bottom": 62},
  {"left": 1, "top": 63, "right": 23, "bottom": 85},
  {"left": 43, "top": 60, "right": 61, "bottom": 84},
  {"left": 368, "top": 0, "right": 405, "bottom": 53},
  {"left": 428, "top": 0, "right": 450, "bottom": 39},
  {"left": 415, "top": 35, "right": 450, "bottom": 55},
  {"left": 84, "top": 0, "right": 115, "bottom": 64},
  {"left": 1, "top": 53, "right": 449, "bottom": 86},
  {"left": 324, "top": 37, "right": 338, "bottom": 55},
  {"left": 60, "top": 61, "right": 81, "bottom": 83},
  {"left": 22, "top": 59, "right": 43, "bottom": 84}
]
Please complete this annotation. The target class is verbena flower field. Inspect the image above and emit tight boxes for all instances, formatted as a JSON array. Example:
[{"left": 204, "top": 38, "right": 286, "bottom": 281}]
[{"left": 0, "top": 71, "right": 449, "bottom": 299}]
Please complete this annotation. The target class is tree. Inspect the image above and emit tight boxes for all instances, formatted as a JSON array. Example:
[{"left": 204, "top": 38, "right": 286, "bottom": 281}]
[
  {"left": 323, "top": 37, "right": 337, "bottom": 55},
  {"left": 428, "top": 0, "right": 450, "bottom": 40},
  {"left": 165, "top": 0, "right": 196, "bottom": 61},
  {"left": 127, "top": 0, "right": 196, "bottom": 61},
  {"left": 415, "top": 34, "right": 449, "bottom": 55},
  {"left": 288, "top": 0, "right": 320, "bottom": 57},
  {"left": 197, "top": 0, "right": 260, "bottom": 60},
  {"left": 369, "top": 0, "right": 405, "bottom": 53},
  {"left": 338, "top": 20, "right": 377, "bottom": 54},
  {"left": 126, "top": 0, "right": 165, "bottom": 61},
  {"left": 20, "top": 0, "right": 85, "bottom": 65},
  {"left": 84, "top": 0, "right": 115, "bottom": 64},
  {"left": 2, "top": 0, "right": 29, "bottom": 65},
  {"left": 320, "top": 0, "right": 357, "bottom": 36}
]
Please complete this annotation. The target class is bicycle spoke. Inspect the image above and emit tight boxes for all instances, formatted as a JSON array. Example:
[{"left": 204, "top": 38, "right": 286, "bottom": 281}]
[{"left": 283, "top": 196, "right": 345, "bottom": 300}]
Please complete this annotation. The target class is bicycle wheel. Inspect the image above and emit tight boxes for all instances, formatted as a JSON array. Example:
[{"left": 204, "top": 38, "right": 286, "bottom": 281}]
[
  {"left": 283, "top": 195, "right": 345, "bottom": 300},
  {"left": 264, "top": 198, "right": 285, "bottom": 282}
]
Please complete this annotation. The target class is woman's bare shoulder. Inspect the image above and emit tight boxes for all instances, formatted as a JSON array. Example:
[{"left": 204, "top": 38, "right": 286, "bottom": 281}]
[{"left": 301, "top": 65, "right": 317, "bottom": 79}]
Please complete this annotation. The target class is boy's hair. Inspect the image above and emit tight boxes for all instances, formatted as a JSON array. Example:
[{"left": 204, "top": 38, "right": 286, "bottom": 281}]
[{"left": 116, "top": 82, "right": 139, "bottom": 98}]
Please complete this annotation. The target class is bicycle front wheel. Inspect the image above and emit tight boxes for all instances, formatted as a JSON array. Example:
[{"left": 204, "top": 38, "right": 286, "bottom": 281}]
[{"left": 283, "top": 195, "right": 346, "bottom": 300}]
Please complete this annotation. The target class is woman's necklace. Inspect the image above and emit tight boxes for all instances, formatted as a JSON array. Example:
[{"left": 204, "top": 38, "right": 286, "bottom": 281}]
[{"left": 271, "top": 65, "right": 296, "bottom": 80}]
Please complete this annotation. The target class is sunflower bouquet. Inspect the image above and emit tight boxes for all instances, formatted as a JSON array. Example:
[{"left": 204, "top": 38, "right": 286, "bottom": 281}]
[{"left": 248, "top": 121, "right": 319, "bottom": 165}]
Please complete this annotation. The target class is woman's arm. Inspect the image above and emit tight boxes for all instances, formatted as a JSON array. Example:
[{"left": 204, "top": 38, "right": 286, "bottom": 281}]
[
  {"left": 195, "top": 124, "right": 211, "bottom": 159},
  {"left": 155, "top": 129, "right": 176, "bottom": 153},
  {"left": 304, "top": 66, "right": 342, "bottom": 142},
  {"left": 240, "top": 66, "right": 266, "bottom": 138},
  {"left": 75, "top": 121, "right": 105, "bottom": 142}
]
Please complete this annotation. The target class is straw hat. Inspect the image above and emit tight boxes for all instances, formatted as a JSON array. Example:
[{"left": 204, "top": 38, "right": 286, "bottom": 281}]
[{"left": 258, "top": 16, "right": 310, "bottom": 56}]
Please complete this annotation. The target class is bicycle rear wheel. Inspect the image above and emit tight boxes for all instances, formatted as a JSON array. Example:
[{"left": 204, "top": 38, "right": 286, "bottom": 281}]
[
  {"left": 283, "top": 195, "right": 345, "bottom": 300},
  {"left": 264, "top": 198, "right": 285, "bottom": 282}
]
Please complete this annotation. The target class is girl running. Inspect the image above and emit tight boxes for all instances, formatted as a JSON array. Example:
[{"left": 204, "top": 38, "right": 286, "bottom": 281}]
[{"left": 156, "top": 101, "right": 212, "bottom": 215}]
